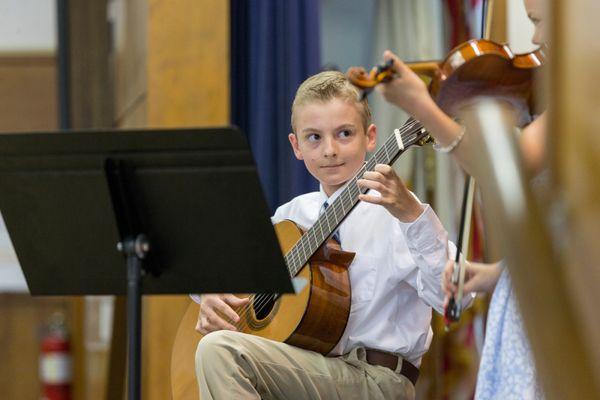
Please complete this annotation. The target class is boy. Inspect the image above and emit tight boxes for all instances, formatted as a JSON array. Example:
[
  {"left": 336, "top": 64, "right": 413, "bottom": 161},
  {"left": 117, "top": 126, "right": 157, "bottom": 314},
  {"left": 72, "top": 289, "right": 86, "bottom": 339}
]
[{"left": 194, "top": 70, "right": 468, "bottom": 399}]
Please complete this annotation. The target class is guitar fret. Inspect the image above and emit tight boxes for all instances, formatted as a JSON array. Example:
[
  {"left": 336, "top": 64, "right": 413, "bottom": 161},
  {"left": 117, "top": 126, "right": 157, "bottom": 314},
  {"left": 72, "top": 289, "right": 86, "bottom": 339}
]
[
  {"left": 383, "top": 143, "right": 391, "bottom": 163},
  {"left": 283, "top": 119, "right": 428, "bottom": 278},
  {"left": 340, "top": 193, "right": 346, "bottom": 214},
  {"left": 333, "top": 202, "right": 342, "bottom": 225},
  {"left": 373, "top": 151, "right": 385, "bottom": 164},
  {"left": 300, "top": 236, "right": 308, "bottom": 269},
  {"left": 385, "top": 140, "right": 396, "bottom": 162}
]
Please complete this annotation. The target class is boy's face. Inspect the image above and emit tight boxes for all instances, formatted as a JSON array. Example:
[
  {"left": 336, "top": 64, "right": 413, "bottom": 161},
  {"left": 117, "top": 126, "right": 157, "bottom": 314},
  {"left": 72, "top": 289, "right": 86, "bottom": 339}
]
[{"left": 289, "top": 98, "right": 377, "bottom": 196}]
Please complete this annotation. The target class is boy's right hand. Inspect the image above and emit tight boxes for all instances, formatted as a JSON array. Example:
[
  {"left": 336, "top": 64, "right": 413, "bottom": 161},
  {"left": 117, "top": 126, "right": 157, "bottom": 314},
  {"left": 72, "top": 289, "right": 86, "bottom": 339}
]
[{"left": 195, "top": 294, "right": 250, "bottom": 335}]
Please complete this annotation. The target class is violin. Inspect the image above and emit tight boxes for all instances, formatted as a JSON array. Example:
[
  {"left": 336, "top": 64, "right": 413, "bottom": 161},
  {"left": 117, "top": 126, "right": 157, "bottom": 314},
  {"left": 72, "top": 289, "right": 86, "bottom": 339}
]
[
  {"left": 347, "top": 38, "right": 545, "bottom": 126},
  {"left": 347, "top": 38, "right": 545, "bottom": 327}
]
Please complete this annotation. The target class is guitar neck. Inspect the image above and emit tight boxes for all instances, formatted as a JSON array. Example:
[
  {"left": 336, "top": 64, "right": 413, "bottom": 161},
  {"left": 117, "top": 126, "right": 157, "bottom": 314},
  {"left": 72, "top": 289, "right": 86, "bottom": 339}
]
[{"left": 285, "top": 118, "right": 430, "bottom": 276}]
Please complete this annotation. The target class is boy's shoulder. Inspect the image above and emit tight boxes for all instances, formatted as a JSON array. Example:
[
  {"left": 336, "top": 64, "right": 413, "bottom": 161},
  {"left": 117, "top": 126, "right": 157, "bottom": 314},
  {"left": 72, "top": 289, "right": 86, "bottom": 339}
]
[{"left": 271, "top": 191, "right": 323, "bottom": 224}]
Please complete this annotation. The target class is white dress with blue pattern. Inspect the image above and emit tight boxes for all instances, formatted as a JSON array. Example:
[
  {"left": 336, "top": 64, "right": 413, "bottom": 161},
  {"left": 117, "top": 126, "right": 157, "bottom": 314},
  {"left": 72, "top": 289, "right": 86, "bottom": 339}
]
[{"left": 475, "top": 267, "right": 544, "bottom": 400}]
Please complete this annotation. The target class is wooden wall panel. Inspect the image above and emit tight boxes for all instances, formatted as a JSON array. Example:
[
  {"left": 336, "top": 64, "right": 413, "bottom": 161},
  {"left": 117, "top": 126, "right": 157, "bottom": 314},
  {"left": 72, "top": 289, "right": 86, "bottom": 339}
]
[
  {"left": 0, "top": 295, "right": 73, "bottom": 399},
  {"left": 0, "top": 55, "right": 58, "bottom": 132},
  {"left": 113, "top": 0, "right": 148, "bottom": 129},
  {"left": 488, "top": 0, "right": 507, "bottom": 42},
  {"left": 0, "top": 52, "right": 80, "bottom": 398},
  {"left": 68, "top": 1, "right": 113, "bottom": 129},
  {"left": 142, "top": 1, "right": 230, "bottom": 399},
  {"left": 111, "top": 1, "right": 229, "bottom": 398},
  {"left": 147, "top": 0, "right": 229, "bottom": 127}
]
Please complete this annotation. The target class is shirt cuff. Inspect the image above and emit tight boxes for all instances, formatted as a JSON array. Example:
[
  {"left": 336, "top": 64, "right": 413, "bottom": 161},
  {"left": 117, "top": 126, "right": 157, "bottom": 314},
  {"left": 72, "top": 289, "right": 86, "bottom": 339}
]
[
  {"left": 398, "top": 204, "right": 447, "bottom": 254},
  {"left": 190, "top": 294, "right": 202, "bottom": 304}
]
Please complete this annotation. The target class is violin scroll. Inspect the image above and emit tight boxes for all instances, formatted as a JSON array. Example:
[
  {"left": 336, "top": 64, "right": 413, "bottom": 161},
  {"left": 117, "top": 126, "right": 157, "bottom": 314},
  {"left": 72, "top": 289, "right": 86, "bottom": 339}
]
[{"left": 346, "top": 59, "right": 395, "bottom": 100}]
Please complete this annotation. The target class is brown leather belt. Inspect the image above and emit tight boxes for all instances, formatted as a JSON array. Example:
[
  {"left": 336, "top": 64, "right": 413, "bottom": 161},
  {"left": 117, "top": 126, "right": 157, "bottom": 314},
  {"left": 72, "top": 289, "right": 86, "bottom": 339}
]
[{"left": 365, "top": 349, "right": 419, "bottom": 386}]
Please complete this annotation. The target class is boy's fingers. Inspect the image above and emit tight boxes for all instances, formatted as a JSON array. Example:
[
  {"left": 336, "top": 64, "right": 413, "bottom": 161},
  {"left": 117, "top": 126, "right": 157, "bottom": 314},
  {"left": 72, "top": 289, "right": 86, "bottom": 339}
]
[
  {"left": 373, "top": 164, "right": 393, "bottom": 176},
  {"left": 358, "top": 193, "right": 382, "bottom": 205},
  {"left": 196, "top": 315, "right": 208, "bottom": 334},
  {"left": 203, "top": 307, "right": 237, "bottom": 331},
  {"left": 357, "top": 179, "right": 384, "bottom": 193},
  {"left": 223, "top": 294, "right": 250, "bottom": 307},
  {"left": 212, "top": 298, "right": 242, "bottom": 323},
  {"left": 362, "top": 170, "right": 386, "bottom": 182}
]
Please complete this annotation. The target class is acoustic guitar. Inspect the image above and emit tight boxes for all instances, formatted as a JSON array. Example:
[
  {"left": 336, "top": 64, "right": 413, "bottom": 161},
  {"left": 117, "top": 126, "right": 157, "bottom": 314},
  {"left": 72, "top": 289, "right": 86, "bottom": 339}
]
[{"left": 170, "top": 120, "right": 431, "bottom": 399}]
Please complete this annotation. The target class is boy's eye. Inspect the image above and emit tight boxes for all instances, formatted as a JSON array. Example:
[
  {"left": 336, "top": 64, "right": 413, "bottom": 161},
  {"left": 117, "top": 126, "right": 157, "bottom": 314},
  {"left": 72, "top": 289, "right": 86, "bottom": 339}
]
[
  {"left": 307, "top": 133, "right": 320, "bottom": 142},
  {"left": 338, "top": 130, "right": 352, "bottom": 138}
]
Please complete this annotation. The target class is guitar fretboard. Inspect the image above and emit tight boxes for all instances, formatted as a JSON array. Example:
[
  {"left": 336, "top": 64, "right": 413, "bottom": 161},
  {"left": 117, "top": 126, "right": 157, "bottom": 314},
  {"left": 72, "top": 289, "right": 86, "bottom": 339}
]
[{"left": 284, "top": 118, "right": 429, "bottom": 277}]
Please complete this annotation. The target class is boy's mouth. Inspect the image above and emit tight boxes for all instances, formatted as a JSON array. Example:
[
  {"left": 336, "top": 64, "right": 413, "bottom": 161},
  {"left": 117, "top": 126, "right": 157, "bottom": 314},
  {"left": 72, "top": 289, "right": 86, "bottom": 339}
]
[{"left": 321, "top": 163, "right": 344, "bottom": 169}]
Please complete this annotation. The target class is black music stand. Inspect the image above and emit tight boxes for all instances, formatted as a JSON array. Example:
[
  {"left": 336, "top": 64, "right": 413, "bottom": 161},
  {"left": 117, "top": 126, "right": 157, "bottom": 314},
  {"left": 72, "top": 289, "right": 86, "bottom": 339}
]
[{"left": 0, "top": 126, "right": 293, "bottom": 400}]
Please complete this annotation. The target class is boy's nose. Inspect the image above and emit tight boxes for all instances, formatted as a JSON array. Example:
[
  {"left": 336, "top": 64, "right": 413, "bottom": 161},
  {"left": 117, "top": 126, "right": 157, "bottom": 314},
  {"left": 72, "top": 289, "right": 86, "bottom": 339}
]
[{"left": 323, "top": 137, "right": 338, "bottom": 157}]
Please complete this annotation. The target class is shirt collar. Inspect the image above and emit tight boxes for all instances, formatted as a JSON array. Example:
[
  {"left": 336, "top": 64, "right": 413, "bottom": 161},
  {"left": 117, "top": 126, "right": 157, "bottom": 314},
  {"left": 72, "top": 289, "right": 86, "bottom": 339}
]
[{"left": 318, "top": 183, "right": 346, "bottom": 205}]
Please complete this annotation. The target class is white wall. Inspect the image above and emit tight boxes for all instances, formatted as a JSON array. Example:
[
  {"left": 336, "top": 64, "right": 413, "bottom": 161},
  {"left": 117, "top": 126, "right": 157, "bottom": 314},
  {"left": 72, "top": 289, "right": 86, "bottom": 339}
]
[
  {"left": 0, "top": 0, "right": 56, "bottom": 52},
  {"left": 0, "top": 0, "right": 57, "bottom": 292},
  {"left": 0, "top": 213, "right": 26, "bottom": 292},
  {"left": 320, "top": 0, "right": 375, "bottom": 72}
]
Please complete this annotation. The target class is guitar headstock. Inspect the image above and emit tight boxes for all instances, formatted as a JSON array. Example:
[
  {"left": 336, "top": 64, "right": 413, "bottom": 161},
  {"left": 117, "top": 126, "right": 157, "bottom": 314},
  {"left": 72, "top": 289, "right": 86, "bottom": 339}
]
[
  {"left": 418, "top": 134, "right": 433, "bottom": 147},
  {"left": 396, "top": 122, "right": 432, "bottom": 150}
]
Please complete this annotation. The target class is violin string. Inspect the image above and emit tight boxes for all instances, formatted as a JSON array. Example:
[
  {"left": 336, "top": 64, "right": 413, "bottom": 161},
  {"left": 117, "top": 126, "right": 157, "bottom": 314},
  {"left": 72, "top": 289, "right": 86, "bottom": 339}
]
[{"left": 229, "top": 119, "right": 426, "bottom": 330}]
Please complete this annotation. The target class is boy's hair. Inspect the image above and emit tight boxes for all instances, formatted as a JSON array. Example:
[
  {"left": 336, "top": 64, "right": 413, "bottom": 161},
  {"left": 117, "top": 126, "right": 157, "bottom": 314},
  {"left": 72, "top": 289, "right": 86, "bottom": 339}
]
[{"left": 291, "top": 70, "right": 372, "bottom": 132}]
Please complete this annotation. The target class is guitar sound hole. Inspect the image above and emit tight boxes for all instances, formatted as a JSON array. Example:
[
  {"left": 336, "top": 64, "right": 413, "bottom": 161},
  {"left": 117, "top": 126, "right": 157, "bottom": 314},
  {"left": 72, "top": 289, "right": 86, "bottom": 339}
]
[{"left": 253, "top": 294, "right": 275, "bottom": 320}]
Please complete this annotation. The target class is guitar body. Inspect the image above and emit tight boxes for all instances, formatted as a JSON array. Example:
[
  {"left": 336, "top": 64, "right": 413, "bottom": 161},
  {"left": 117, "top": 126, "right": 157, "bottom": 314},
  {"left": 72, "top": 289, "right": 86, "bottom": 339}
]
[{"left": 171, "top": 219, "right": 354, "bottom": 400}]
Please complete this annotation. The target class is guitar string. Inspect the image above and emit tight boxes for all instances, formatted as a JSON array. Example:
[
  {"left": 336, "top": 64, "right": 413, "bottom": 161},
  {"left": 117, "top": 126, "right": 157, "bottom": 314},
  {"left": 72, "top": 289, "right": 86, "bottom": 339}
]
[
  {"left": 286, "top": 118, "right": 421, "bottom": 276},
  {"left": 229, "top": 119, "right": 425, "bottom": 330},
  {"left": 230, "top": 119, "right": 424, "bottom": 329},
  {"left": 232, "top": 119, "right": 424, "bottom": 328}
]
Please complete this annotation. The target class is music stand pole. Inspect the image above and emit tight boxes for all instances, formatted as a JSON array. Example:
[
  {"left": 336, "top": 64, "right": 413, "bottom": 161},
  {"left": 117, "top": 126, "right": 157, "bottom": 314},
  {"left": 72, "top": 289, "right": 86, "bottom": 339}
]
[
  {"left": 107, "top": 158, "right": 151, "bottom": 400},
  {"left": 118, "top": 235, "right": 149, "bottom": 400}
]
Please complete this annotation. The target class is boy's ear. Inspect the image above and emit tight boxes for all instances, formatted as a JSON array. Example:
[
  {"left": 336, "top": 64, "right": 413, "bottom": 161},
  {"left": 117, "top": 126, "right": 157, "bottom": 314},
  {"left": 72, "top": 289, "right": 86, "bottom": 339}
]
[
  {"left": 366, "top": 124, "right": 377, "bottom": 152},
  {"left": 288, "top": 133, "right": 304, "bottom": 160}
]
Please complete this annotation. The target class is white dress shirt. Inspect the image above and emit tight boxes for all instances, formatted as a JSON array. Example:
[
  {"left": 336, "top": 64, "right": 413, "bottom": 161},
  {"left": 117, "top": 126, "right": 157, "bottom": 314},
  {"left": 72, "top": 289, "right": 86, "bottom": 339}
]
[{"left": 271, "top": 185, "right": 461, "bottom": 366}]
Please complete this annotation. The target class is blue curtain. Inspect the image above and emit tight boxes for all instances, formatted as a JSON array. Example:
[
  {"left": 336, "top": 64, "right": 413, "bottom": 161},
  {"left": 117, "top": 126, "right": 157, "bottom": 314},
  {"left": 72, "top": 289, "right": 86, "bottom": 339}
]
[{"left": 231, "top": 0, "right": 321, "bottom": 212}]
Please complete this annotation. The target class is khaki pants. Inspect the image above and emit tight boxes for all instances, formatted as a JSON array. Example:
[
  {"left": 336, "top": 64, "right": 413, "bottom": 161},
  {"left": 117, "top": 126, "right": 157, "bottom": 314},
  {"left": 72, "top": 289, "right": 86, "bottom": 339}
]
[{"left": 195, "top": 330, "right": 415, "bottom": 400}]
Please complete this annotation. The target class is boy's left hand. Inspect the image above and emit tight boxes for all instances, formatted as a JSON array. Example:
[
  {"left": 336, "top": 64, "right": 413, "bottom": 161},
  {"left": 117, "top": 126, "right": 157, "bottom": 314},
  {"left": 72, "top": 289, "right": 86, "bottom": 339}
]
[{"left": 357, "top": 164, "right": 424, "bottom": 223}]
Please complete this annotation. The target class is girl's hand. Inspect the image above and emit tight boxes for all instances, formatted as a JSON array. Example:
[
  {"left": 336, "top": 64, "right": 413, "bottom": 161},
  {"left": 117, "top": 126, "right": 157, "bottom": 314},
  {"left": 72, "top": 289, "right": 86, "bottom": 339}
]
[
  {"left": 442, "top": 260, "right": 503, "bottom": 298},
  {"left": 376, "top": 50, "right": 436, "bottom": 121}
]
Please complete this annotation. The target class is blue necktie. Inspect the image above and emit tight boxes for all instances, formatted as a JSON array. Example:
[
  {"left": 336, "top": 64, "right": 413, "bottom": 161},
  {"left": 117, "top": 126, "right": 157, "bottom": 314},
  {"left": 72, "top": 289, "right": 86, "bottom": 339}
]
[{"left": 322, "top": 201, "right": 341, "bottom": 245}]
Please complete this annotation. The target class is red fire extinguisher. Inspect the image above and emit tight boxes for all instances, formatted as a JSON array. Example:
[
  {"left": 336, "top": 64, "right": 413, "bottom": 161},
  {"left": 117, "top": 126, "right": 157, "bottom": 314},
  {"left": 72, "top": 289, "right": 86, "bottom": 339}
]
[{"left": 40, "top": 312, "right": 72, "bottom": 400}]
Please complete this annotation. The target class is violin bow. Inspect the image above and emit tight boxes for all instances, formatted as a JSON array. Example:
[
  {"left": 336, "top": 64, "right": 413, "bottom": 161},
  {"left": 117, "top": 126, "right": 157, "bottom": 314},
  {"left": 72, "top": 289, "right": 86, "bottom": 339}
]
[
  {"left": 444, "top": 0, "right": 492, "bottom": 328},
  {"left": 444, "top": 175, "right": 476, "bottom": 327}
]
